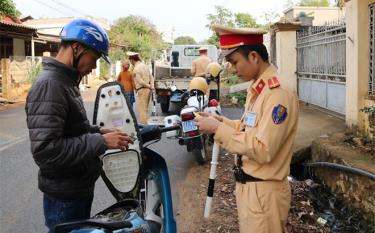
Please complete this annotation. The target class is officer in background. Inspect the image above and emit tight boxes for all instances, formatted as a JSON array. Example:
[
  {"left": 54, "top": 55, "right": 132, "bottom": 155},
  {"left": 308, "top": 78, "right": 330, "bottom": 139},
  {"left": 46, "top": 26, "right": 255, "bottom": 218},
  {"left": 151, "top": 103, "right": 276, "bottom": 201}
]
[
  {"left": 195, "top": 25, "right": 299, "bottom": 233},
  {"left": 191, "top": 47, "right": 212, "bottom": 77},
  {"left": 127, "top": 52, "right": 154, "bottom": 124}
]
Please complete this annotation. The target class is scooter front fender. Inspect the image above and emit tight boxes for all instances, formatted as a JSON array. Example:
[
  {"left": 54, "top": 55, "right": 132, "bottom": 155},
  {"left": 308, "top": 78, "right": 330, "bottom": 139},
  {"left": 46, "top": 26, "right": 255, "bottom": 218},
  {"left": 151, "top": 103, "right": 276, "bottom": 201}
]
[{"left": 143, "top": 148, "right": 177, "bottom": 233}]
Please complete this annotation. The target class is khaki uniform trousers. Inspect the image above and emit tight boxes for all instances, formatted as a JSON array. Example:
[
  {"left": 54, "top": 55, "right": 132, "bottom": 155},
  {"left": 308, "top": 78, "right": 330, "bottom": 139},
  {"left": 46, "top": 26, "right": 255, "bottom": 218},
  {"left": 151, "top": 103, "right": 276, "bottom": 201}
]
[
  {"left": 137, "top": 88, "right": 151, "bottom": 124},
  {"left": 236, "top": 178, "right": 291, "bottom": 233}
]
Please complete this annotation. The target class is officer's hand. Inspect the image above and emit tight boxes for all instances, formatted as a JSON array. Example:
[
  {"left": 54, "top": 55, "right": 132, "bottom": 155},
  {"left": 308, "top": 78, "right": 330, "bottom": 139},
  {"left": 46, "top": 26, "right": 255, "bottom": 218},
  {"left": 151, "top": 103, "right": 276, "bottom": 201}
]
[
  {"left": 195, "top": 116, "right": 220, "bottom": 135},
  {"left": 103, "top": 132, "right": 134, "bottom": 151},
  {"left": 100, "top": 128, "right": 121, "bottom": 134},
  {"left": 195, "top": 112, "right": 223, "bottom": 122}
]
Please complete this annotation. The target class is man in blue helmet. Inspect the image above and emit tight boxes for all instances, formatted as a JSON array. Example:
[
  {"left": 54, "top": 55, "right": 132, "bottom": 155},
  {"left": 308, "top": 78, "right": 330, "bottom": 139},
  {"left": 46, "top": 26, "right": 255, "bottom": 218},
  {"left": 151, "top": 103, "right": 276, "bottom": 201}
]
[{"left": 25, "top": 19, "right": 133, "bottom": 232}]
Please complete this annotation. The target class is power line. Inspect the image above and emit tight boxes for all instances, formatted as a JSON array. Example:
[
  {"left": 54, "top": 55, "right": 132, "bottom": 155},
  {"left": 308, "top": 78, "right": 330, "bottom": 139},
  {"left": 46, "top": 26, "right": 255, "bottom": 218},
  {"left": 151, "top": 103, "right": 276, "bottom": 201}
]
[
  {"left": 31, "top": 0, "right": 71, "bottom": 16},
  {"left": 47, "top": 0, "right": 87, "bottom": 17}
]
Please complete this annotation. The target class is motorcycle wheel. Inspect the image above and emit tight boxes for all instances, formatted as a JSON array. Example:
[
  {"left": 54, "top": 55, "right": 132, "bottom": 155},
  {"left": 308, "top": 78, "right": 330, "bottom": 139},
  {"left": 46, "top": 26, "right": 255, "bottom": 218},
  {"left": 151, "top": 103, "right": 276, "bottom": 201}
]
[
  {"left": 161, "top": 100, "right": 170, "bottom": 113},
  {"left": 192, "top": 138, "right": 207, "bottom": 165}
]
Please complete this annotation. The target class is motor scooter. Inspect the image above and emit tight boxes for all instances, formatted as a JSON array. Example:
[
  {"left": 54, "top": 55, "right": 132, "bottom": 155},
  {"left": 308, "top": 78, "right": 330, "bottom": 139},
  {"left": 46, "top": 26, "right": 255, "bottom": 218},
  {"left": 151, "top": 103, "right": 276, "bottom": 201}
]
[
  {"left": 54, "top": 82, "right": 178, "bottom": 233},
  {"left": 164, "top": 63, "right": 222, "bottom": 165}
]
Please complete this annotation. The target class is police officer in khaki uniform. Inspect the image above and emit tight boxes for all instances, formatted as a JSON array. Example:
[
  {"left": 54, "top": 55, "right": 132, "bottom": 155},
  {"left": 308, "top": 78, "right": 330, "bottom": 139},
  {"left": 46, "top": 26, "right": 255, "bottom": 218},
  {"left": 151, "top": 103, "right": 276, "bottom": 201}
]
[
  {"left": 195, "top": 25, "right": 299, "bottom": 233},
  {"left": 191, "top": 47, "right": 212, "bottom": 77},
  {"left": 127, "top": 51, "right": 155, "bottom": 124}
]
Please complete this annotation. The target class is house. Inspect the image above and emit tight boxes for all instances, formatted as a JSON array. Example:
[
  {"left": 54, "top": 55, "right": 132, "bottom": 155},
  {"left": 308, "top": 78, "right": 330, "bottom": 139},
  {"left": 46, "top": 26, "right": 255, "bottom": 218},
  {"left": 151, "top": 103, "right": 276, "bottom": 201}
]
[{"left": 271, "top": 1, "right": 374, "bottom": 138}]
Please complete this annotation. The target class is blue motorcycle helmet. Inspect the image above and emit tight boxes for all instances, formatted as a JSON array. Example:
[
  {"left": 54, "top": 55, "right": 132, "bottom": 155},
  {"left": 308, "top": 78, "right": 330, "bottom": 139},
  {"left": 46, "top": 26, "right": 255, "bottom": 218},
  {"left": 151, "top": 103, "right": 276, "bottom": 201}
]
[{"left": 60, "top": 18, "right": 110, "bottom": 64}]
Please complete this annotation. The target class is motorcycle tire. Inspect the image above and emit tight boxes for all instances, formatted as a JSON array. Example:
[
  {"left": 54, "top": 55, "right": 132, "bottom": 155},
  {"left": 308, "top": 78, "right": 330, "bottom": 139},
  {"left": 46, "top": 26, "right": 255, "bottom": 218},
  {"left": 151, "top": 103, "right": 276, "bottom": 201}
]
[
  {"left": 192, "top": 141, "right": 207, "bottom": 165},
  {"left": 161, "top": 101, "right": 170, "bottom": 113}
]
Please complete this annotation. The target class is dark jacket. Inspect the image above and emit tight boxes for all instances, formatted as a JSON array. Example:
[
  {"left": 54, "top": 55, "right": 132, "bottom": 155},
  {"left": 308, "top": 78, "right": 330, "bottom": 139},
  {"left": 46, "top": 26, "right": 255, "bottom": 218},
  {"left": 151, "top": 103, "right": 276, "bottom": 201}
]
[{"left": 25, "top": 57, "right": 106, "bottom": 199}]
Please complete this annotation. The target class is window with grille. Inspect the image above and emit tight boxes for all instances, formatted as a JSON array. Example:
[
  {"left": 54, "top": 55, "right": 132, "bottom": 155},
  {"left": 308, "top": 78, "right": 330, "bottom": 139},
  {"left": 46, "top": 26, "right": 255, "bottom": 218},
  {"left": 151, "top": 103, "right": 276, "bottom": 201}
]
[{"left": 369, "top": 3, "right": 375, "bottom": 95}]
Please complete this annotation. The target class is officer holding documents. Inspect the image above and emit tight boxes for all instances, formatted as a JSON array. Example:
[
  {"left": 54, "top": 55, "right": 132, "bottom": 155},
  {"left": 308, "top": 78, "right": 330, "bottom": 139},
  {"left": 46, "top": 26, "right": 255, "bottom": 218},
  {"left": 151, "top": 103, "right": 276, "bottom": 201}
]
[
  {"left": 195, "top": 25, "right": 299, "bottom": 233},
  {"left": 127, "top": 51, "right": 154, "bottom": 124}
]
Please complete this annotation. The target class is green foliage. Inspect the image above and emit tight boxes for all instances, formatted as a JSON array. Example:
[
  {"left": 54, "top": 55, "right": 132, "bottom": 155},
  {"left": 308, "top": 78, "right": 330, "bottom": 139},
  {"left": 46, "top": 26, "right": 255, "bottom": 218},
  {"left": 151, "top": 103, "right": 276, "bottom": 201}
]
[
  {"left": 298, "top": 0, "right": 330, "bottom": 7},
  {"left": 360, "top": 107, "right": 375, "bottom": 119},
  {"left": 205, "top": 5, "right": 276, "bottom": 45},
  {"left": 0, "top": 0, "right": 21, "bottom": 17},
  {"left": 108, "top": 15, "right": 163, "bottom": 61},
  {"left": 227, "top": 92, "right": 246, "bottom": 106},
  {"left": 235, "top": 13, "right": 258, "bottom": 28},
  {"left": 174, "top": 36, "right": 196, "bottom": 45},
  {"left": 224, "top": 73, "right": 240, "bottom": 86},
  {"left": 99, "top": 59, "right": 109, "bottom": 80},
  {"left": 27, "top": 62, "right": 42, "bottom": 84},
  {"left": 206, "top": 6, "right": 234, "bottom": 29}
]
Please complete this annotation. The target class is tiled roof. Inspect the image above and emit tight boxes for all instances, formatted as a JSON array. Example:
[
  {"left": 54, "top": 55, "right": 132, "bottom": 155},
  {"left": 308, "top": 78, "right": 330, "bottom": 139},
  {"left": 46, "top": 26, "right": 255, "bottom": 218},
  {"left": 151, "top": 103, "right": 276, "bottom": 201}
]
[{"left": 0, "top": 20, "right": 37, "bottom": 31}]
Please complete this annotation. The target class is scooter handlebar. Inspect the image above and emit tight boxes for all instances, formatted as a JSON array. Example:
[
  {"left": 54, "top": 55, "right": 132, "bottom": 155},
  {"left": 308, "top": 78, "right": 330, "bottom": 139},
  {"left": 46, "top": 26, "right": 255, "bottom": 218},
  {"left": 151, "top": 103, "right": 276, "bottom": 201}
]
[
  {"left": 160, "top": 125, "right": 180, "bottom": 133},
  {"left": 140, "top": 125, "right": 180, "bottom": 143}
]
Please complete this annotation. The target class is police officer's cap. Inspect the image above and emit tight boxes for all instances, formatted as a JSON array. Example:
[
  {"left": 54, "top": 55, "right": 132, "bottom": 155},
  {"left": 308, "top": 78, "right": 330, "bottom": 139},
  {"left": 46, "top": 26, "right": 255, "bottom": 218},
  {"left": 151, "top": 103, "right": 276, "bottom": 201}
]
[
  {"left": 198, "top": 47, "right": 208, "bottom": 51},
  {"left": 126, "top": 51, "right": 139, "bottom": 58},
  {"left": 212, "top": 25, "right": 266, "bottom": 59}
]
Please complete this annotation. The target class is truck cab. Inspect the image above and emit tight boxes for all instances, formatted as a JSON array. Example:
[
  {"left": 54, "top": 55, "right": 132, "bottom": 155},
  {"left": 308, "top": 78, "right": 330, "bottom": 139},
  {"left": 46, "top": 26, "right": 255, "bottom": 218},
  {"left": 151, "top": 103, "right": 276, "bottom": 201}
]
[{"left": 154, "top": 45, "right": 218, "bottom": 113}]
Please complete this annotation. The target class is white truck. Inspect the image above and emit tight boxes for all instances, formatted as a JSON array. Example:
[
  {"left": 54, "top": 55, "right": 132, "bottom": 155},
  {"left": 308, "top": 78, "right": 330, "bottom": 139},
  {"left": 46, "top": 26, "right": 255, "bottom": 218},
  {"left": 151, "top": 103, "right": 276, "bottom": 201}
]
[{"left": 154, "top": 45, "right": 218, "bottom": 112}]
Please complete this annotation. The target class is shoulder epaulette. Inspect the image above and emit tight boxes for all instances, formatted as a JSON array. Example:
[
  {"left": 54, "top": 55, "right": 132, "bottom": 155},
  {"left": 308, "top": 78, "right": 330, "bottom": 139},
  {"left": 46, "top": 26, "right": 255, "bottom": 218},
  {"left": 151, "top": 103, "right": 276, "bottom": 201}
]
[{"left": 268, "top": 76, "right": 280, "bottom": 89}]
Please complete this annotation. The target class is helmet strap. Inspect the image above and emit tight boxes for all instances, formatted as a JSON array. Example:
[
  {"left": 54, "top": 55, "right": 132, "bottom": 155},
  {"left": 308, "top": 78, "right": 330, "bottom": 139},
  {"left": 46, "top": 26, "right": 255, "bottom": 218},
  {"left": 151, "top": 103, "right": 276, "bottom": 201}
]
[
  {"left": 72, "top": 46, "right": 89, "bottom": 69},
  {"left": 71, "top": 45, "right": 89, "bottom": 84}
]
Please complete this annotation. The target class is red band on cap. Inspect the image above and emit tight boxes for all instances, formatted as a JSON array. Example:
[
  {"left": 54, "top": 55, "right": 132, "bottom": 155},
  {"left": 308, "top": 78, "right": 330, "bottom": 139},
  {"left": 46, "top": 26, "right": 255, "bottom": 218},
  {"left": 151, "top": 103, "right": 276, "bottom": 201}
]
[{"left": 220, "top": 34, "right": 263, "bottom": 48}]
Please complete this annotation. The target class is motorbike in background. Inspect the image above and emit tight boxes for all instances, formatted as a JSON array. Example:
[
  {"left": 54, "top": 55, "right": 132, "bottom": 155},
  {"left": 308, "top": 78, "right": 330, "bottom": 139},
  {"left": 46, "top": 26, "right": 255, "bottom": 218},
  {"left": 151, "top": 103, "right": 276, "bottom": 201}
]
[
  {"left": 54, "top": 82, "right": 178, "bottom": 233},
  {"left": 164, "top": 62, "right": 222, "bottom": 165}
]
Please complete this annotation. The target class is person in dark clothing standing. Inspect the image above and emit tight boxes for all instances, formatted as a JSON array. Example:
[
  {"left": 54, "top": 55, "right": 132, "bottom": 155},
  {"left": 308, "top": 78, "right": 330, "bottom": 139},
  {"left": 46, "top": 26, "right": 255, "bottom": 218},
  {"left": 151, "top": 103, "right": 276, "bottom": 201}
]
[{"left": 25, "top": 19, "right": 133, "bottom": 232}]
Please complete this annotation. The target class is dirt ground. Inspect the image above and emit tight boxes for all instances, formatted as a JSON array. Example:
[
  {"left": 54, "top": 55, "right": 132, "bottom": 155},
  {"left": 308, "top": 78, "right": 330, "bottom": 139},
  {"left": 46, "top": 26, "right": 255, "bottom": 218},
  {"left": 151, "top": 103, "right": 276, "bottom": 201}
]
[{"left": 176, "top": 149, "right": 332, "bottom": 233}]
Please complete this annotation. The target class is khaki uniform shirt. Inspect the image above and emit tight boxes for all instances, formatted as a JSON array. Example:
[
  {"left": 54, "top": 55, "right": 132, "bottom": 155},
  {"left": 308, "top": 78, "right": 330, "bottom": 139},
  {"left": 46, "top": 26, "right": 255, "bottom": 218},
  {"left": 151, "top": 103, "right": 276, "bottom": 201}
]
[
  {"left": 214, "top": 65, "right": 299, "bottom": 181},
  {"left": 191, "top": 55, "right": 212, "bottom": 76},
  {"left": 133, "top": 61, "right": 154, "bottom": 90}
]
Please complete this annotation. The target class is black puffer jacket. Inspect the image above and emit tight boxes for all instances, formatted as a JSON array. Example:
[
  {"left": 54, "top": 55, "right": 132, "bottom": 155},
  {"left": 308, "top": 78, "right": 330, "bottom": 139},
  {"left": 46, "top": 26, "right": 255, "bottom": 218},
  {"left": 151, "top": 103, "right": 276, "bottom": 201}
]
[{"left": 25, "top": 57, "right": 106, "bottom": 199}]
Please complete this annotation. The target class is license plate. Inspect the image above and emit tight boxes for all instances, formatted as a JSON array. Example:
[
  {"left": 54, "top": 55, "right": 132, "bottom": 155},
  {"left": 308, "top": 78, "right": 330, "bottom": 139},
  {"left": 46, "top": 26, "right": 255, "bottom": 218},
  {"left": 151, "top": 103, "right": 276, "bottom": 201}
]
[{"left": 181, "top": 120, "right": 198, "bottom": 133}]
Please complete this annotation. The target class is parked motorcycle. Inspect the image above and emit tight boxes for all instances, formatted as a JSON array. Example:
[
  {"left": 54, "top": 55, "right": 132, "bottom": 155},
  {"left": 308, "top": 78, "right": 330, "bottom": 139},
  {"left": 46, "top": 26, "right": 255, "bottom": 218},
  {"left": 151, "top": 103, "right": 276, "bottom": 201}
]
[
  {"left": 54, "top": 82, "right": 178, "bottom": 233},
  {"left": 164, "top": 62, "right": 222, "bottom": 165}
]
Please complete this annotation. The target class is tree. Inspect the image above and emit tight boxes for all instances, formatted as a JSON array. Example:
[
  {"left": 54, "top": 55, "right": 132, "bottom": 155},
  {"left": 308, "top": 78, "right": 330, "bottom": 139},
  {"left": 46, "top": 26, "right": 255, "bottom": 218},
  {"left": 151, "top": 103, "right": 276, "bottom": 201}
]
[
  {"left": 259, "top": 11, "right": 280, "bottom": 31},
  {"left": 108, "top": 15, "right": 162, "bottom": 61},
  {"left": 174, "top": 36, "right": 196, "bottom": 45},
  {"left": 298, "top": 0, "right": 330, "bottom": 7},
  {"left": 206, "top": 5, "right": 234, "bottom": 29},
  {"left": 205, "top": 6, "right": 264, "bottom": 46},
  {"left": 205, "top": 6, "right": 234, "bottom": 47},
  {"left": 235, "top": 13, "right": 258, "bottom": 28},
  {"left": 0, "top": 0, "right": 21, "bottom": 17}
]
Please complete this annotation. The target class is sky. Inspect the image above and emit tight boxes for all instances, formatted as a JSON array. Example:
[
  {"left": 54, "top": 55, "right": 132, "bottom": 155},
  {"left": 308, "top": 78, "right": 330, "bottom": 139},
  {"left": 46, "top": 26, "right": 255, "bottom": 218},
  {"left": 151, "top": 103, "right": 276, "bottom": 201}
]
[{"left": 13, "top": 0, "right": 335, "bottom": 42}]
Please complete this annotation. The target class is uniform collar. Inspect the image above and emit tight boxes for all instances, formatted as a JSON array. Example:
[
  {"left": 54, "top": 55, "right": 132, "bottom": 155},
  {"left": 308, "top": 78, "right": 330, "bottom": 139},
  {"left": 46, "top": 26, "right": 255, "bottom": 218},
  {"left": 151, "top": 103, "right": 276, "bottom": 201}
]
[{"left": 249, "top": 64, "right": 277, "bottom": 94}]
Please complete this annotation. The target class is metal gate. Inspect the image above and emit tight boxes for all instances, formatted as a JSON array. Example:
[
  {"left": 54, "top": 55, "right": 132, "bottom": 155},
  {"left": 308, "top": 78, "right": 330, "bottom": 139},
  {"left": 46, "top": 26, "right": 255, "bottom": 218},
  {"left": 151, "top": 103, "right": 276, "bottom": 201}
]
[
  {"left": 297, "top": 20, "right": 346, "bottom": 115},
  {"left": 369, "top": 3, "right": 375, "bottom": 96}
]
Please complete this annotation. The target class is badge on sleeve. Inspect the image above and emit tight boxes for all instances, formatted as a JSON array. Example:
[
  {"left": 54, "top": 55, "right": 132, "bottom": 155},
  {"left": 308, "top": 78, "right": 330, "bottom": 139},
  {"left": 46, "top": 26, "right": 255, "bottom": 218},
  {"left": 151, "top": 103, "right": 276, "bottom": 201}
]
[
  {"left": 272, "top": 104, "right": 287, "bottom": 124},
  {"left": 244, "top": 112, "right": 257, "bottom": 127}
]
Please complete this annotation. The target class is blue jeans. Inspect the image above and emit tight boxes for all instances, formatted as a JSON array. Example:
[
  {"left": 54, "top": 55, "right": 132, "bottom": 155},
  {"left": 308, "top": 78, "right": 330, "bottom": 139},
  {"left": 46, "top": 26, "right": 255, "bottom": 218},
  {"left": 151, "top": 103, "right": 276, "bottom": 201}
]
[
  {"left": 43, "top": 193, "right": 93, "bottom": 233},
  {"left": 125, "top": 91, "right": 135, "bottom": 105}
]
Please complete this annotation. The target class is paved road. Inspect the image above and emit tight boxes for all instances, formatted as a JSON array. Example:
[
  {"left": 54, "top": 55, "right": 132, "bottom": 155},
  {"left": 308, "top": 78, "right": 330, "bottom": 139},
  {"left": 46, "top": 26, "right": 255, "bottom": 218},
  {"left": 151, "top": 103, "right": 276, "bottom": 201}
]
[{"left": 0, "top": 89, "right": 198, "bottom": 233}]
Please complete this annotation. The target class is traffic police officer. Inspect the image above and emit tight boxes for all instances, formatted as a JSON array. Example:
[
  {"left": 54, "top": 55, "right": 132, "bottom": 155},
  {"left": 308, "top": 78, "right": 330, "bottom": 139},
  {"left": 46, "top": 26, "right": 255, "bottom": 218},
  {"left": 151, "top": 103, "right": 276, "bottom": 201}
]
[
  {"left": 191, "top": 46, "right": 212, "bottom": 77},
  {"left": 195, "top": 25, "right": 299, "bottom": 233},
  {"left": 127, "top": 51, "right": 155, "bottom": 124}
]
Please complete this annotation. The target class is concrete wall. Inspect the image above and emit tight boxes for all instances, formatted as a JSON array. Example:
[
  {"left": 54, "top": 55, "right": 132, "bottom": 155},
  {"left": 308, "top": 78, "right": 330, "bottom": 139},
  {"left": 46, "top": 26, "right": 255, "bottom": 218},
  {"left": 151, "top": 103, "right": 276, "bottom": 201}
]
[
  {"left": 312, "top": 133, "right": 375, "bottom": 220},
  {"left": 346, "top": 0, "right": 375, "bottom": 138},
  {"left": 284, "top": 6, "right": 345, "bottom": 25}
]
